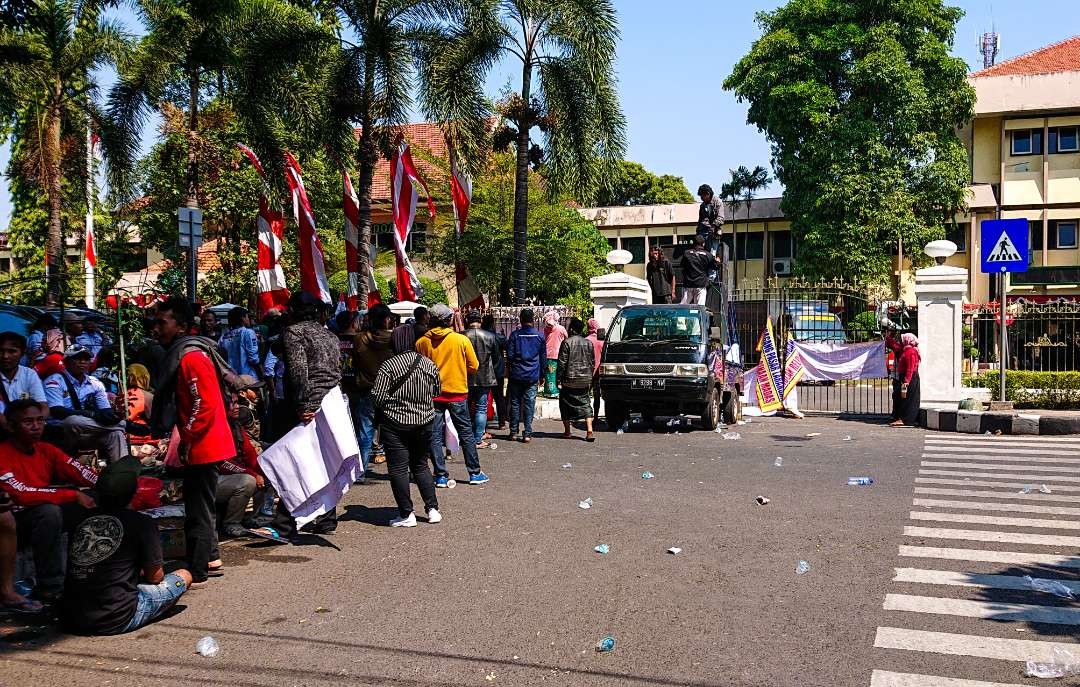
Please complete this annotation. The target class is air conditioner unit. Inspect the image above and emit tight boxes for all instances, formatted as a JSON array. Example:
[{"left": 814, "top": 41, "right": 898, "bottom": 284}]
[{"left": 772, "top": 258, "right": 792, "bottom": 276}]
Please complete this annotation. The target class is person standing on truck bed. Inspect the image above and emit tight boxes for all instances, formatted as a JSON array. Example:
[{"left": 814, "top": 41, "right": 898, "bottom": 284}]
[
  {"left": 696, "top": 184, "right": 724, "bottom": 256},
  {"left": 646, "top": 245, "right": 675, "bottom": 304},
  {"left": 679, "top": 235, "right": 719, "bottom": 306}
]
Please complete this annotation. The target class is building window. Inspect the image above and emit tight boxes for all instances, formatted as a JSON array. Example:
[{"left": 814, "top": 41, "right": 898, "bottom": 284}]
[
  {"left": 1029, "top": 221, "right": 1042, "bottom": 265},
  {"left": 1057, "top": 126, "right": 1079, "bottom": 153},
  {"left": 945, "top": 224, "right": 968, "bottom": 253},
  {"left": 771, "top": 231, "right": 793, "bottom": 259},
  {"left": 606, "top": 237, "right": 618, "bottom": 253},
  {"left": 0, "top": 258, "right": 10, "bottom": 274},
  {"left": 736, "top": 232, "right": 764, "bottom": 260},
  {"left": 648, "top": 234, "right": 674, "bottom": 249},
  {"left": 1056, "top": 221, "right": 1078, "bottom": 249},
  {"left": 622, "top": 237, "right": 646, "bottom": 264},
  {"left": 1011, "top": 129, "right": 1043, "bottom": 156}
]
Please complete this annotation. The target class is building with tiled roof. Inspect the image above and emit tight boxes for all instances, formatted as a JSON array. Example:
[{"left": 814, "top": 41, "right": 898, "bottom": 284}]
[{"left": 962, "top": 33, "right": 1080, "bottom": 304}]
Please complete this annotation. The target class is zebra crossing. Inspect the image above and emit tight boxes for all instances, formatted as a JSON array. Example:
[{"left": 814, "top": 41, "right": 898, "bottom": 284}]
[{"left": 870, "top": 433, "right": 1080, "bottom": 686}]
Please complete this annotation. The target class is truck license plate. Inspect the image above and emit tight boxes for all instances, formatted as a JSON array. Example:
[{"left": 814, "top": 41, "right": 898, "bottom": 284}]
[{"left": 631, "top": 379, "right": 666, "bottom": 390}]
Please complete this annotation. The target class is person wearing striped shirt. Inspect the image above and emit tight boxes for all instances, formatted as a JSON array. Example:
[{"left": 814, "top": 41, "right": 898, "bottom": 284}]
[{"left": 371, "top": 330, "right": 443, "bottom": 528}]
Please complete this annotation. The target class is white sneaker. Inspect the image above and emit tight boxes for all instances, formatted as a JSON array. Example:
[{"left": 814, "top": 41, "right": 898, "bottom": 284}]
[
  {"left": 390, "top": 513, "right": 417, "bottom": 528},
  {"left": 426, "top": 508, "right": 443, "bottom": 524}
]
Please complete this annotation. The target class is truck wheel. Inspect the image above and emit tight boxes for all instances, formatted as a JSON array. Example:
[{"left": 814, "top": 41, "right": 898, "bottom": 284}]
[
  {"left": 605, "top": 401, "right": 627, "bottom": 432},
  {"left": 700, "top": 388, "right": 720, "bottom": 431},
  {"left": 722, "top": 390, "right": 742, "bottom": 425}
]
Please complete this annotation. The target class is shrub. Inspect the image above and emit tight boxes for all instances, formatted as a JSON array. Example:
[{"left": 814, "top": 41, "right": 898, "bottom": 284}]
[{"left": 974, "top": 371, "right": 1080, "bottom": 409}]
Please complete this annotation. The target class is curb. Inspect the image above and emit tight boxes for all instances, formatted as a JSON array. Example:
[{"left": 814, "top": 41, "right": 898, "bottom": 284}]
[{"left": 920, "top": 408, "right": 1080, "bottom": 436}]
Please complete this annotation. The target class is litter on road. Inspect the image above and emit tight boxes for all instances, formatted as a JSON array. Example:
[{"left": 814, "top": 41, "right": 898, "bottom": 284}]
[
  {"left": 595, "top": 635, "right": 616, "bottom": 653},
  {"left": 195, "top": 636, "right": 220, "bottom": 658},
  {"left": 806, "top": 432, "right": 821, "bottom": 437},
  {"left": 756, "top": 496, "right": 770, "bottom": 505},
  {"left": 773, "top": 457, "right": 783, "bottom": 467},
  {"left": 578, "top": 498, "right": 593, "bottom": 510},
  {"left": 667, "top": 547, "right": 682, "bottom": 555},
  {"left": 846, "top": 476, "right": 874, "bottom": 486},
  {"left": 722, "top": 432, "right": 741, "bottom": 440},
  {"left": 594, "top": 544, "right": 610, "bottom": 554},
  {"left": 795, "top": 560, "right": 811, "bottom": 575},
  {"left": 642, "top": 471, "right": 655, "bottom": 480},
  {"left": 561, "top": 463, "right": 572, "bottom": 469},
  {"left": 1024, "top": 575, "right": 1075, "bottom": 599},
  {"left": 1026, "top": 647, "right": 1080, "bottom": 678}
]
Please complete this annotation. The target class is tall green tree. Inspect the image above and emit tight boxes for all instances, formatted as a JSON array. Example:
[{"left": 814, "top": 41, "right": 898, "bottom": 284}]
[
  {"left": 0, "top": 0, "right": 134, "bottom": 304},
  {"left": 724, "top": 0, "right": 975, "bottom": 285},
  {"left": 472, "top": 0, "right": 626, "bottom": 304},
  {"left": 595, "top": 161, "right": 693, "bottom": 207}
]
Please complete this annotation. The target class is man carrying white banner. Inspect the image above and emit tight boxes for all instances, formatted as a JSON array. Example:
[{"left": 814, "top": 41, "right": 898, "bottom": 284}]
[{"left": 250, "top": 293, "right": 361, "bottom": 542}]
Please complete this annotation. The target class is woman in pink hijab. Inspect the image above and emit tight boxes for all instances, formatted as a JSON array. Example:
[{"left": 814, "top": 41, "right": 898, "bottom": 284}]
[
  {"left": 542, "top": 310, "right": 567, "bottom": 398},
  {"left": 885, "top": 331, "right": 921, "bottom": 427},
  {"left": 586, "top": 319, "right": 604, "bottom": 420}
]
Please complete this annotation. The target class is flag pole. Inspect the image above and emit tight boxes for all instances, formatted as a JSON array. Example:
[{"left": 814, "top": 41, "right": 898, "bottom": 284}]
[{"left": 84, "top": 121, "right": 95, "bottom": 309}]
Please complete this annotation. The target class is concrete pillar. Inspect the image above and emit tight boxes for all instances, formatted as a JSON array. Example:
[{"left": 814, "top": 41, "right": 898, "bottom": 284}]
[
  {"left": 915, "top": 263, "right": 968, "bottom": 408},
  {"left": 590, "top": 272, "right": 651, "bottom": 333}
]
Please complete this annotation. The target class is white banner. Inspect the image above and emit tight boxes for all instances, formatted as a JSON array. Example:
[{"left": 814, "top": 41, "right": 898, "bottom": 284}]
[
  {"left": 793, "top": 341, "right": 888, "bottom": 381},
  {"left": 258, "top": 387, "right": 361, "bottom": 528}
]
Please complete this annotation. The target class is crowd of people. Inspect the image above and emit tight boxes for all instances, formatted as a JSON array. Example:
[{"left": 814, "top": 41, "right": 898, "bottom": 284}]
[{"left": 0, "top": 294, "right": 605, "bottom": 635}]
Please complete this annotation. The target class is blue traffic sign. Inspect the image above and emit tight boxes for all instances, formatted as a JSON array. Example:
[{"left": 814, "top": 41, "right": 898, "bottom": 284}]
[{"left": 981, "top": 218, "right": 1029, "bottom": 274}]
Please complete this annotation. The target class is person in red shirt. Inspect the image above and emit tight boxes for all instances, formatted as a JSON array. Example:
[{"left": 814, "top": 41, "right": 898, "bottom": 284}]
[
  {"left": 0, "top": 399, "right": 96, "bottom": 602},
  {"left": 885, "top": 331, "right": 922, "bottom": 427},
  {"left": 149, "top": 297, "right": 236, "bottom": 584}
]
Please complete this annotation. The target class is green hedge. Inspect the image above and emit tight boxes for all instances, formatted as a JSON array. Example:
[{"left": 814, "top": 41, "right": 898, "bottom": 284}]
[{"left": 970, "top": 371, "right": 1080, "bottom": 409}]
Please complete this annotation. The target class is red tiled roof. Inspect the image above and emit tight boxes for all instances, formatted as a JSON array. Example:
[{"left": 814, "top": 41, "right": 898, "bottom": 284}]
[
  {"left": 358, "top": 123, "right": 449, "bottom": 203},
  {"left": 146, "top": 238, "right": 250, "bottom": 273},
  {"left": 972, "top": 35, "right": 1080, "bottom": 78}
]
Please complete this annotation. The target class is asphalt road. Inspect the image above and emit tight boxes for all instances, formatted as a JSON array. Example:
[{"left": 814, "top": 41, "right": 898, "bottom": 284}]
[{"left": 2, "top": 416, "right": 1074, "bottom": 686}]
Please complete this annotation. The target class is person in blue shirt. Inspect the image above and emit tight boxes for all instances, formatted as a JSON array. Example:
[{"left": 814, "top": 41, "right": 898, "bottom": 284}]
[
  {"left": 74, "top": 319, "right": 109, "bottom": 358},
  {"left": 505, "top": 309, "right": 545, "bottom": 443},
  {"left": 219, "top": 307, "right": 263, "bottom": 379}
]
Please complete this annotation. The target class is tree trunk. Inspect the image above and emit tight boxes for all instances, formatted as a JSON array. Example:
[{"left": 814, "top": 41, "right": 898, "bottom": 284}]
[
  {"left": 44, "top": 80, "right": 64, "bottom": 307},
  {"left": 186, "top": 67, "right": 200, "bottom": 207},
  {"left": 355, "top": 55, "right": 377, "bottom": 306},
  {"left": 511, "top": 57, "right": 533, "bottom": 305}
]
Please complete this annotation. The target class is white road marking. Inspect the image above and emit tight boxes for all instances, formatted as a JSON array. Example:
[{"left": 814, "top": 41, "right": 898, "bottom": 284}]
[
  {"left": 892, "top": 567, "right": 1080, "bottom": 594},
  {"left": 923, "top": 452, "right": 1080, "bottom": 463},
  {"left": 904, "top": 525, "right": 1080, "bottom": 547},
  {"left": 913, "top": 497, "right": 1080, "bottom": 516},
  {"left": 909, "top": 510, "right": 1080, "bottom": 530},
  {"left": 897, "top": 545, "right": 1080, "bottom": 568},
  {"left": 884, "top": 593, "right": 1080, "bottom": 625},
  {"left": 914, "top": 487, "right": 1080, "bottom": 503},
  {"left": 915, "top": 477, "right": 1080, "bottom": 492},
  {"left": 925, "top": 435, "right": 1080, "bottom": 445},
  {"left": 869, "top": 670, "right": 1030, "bottom": 687},
  {"left": 919, "top": 469, "right": 1080, "bottom": 484},
  {"left": 874, "top": 627, "right": 1080, "bottom": 662},
  {"left": 922, "top": 460, "right": 1080, "bottom": 473}
]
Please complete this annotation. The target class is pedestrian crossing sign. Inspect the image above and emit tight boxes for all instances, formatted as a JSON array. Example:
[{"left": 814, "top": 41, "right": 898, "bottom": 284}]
[{"left": 980, "top": 218, "right": 1029, "bottom": 274}]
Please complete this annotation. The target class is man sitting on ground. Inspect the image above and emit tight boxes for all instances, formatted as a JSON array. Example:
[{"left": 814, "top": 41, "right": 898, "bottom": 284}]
[
  {"left": 44, "top": 345, "right": 126, "bottom": 463},
  {"left": 0, "top": 332, "right": 47, "bottom": 438},
  {"left": 0, "top": 399, "right": 97, "bottom": 603},
  {"left": 60, "top": 456, "right": 191, "bottom": 635}
]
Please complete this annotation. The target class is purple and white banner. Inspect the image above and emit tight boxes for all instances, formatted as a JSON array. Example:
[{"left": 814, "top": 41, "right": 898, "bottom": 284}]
[{"left": 791, "top": 341, "right": 888, "bottom": 381}]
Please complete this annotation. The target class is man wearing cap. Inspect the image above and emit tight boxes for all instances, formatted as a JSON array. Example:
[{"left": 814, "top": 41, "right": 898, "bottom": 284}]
[
  {"left": 415, "top": 304, "right": 489, "bottom": 487},
  {"left": 75, "top": 319, "right": 110, "bottom": 359},
  {"left": 60, "top": 456, "right": 192, "bottom": 635},
  {"left": 44, "top": 345, "right": 126, "bottom": 463}
]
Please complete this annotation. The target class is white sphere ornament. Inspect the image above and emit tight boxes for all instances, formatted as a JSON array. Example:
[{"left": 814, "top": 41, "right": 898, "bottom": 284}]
[
  {"left": 606, "top": 249, "right": 633, "bottom": 271},
  {"left": 924, "top": 240, "right": 958, "bottom": 265}
]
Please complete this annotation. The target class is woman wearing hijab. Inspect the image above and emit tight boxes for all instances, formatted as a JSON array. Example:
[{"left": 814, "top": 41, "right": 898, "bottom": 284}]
[
  {"left": 885, "top": 331, "right": 921, "bottom": 427},
  {"left": 585, "top": 319, "right": 604, "bottom": 421},
  {"left": 557, "top": 318, "right": 596, "bottom": 441},
  {"left": 542, "top": 311, "right": 567, "bottom": 398}
]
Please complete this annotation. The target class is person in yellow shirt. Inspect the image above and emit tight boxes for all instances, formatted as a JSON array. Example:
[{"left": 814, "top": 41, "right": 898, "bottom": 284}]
[{"left": 415, "top": 304, "right": 489, "bottom": 487}]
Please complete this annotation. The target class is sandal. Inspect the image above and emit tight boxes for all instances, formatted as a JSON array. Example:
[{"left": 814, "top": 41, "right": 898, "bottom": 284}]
[
  {"left": 585, "top": 432, "right": 595, "bottom": 443},
  {"left": 522, "top": 436, "right": 532, "bottom": 444},
  {"left": 476, "top": 441, "right": 491, "bottom": 449},
  {"left": 247, "top": 527, "right": 290, "bottom": 545},
  {"left": 1, "top": 597, "right": 45, "bottom": 615}
]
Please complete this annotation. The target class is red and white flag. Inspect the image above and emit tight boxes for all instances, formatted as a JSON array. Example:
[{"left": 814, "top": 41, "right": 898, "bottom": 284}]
[
  {"left": 450, "top": 150, "right": 483, "bottom": 311},
  {"left": 390, "top": 139, "right": 434, "bottom": 302},
  {"left": 85, "top": 218, "right": 96, "bottom": 268},
  {"left": 237, "top": 143, "right": 290, "bottom": 315},
  {"left": 285, "top": 151, "right": 331, "bottom": 304},
  {"left": 342, "top": 169, "right": 361, "bottom": 311}
]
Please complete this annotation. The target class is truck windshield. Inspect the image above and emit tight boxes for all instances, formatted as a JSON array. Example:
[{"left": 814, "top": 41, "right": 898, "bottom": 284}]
[{"left": 608, "top": 308, "right": 703, "bottom": 344}]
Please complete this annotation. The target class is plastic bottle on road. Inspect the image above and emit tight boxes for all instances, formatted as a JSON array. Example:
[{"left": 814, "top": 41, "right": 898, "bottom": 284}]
[
  {"left": 595, "top": 635, "right": 616, "bottom": 652},
  {"left": 641, "top": 471, "right": 655, "bottom": 480},
  {"left": 795, "top": 560, "right": 810, "bottom": 575},
  {"left": 196, "top": 636, "right": 220, "bottom": 657},
  {"left": 847, "top": 476, "right": 874, "bottom": 486}
]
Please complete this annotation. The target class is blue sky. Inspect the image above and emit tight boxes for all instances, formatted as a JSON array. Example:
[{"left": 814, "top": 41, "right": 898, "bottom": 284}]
[{"left": 0, "top": 0, "right": 1075, "bottom": 226}]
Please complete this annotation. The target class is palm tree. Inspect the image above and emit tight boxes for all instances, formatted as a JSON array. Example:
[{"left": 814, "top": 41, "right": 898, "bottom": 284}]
[
  {"left": 0, "top": 0, "right": 134, "bottom": 305},
  {"left": 326, "top": 0, "right": 493, "bottom": 306},
  {"left": 724, "top": 165, "right": 770, "bottom": 282},
  {"left": 466, "top": 0, "right": 626, "bottom": 304},
  {"left": 719, "top": 178, "right": 741, "bottom": 270}
]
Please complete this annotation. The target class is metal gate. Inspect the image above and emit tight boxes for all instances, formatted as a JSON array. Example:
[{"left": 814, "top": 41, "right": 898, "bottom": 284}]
[{"left": 732, "top": 278, "right": 907, "bottom": 417}]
